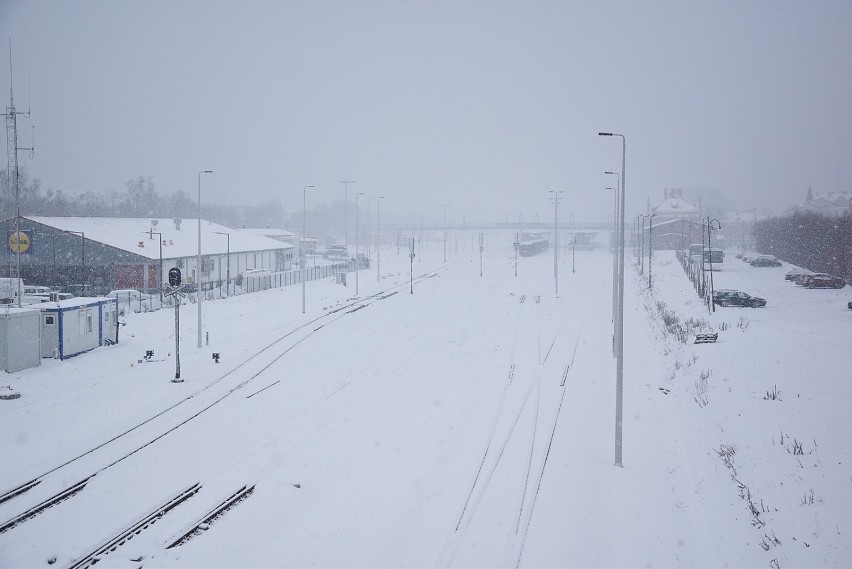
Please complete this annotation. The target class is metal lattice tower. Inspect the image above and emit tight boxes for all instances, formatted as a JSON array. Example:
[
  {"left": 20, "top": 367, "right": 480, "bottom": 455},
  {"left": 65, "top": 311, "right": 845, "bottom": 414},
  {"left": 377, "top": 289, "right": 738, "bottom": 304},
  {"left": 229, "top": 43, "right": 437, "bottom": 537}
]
[{"left": 3, "top": 40, "right": 33, "bottom": 306}]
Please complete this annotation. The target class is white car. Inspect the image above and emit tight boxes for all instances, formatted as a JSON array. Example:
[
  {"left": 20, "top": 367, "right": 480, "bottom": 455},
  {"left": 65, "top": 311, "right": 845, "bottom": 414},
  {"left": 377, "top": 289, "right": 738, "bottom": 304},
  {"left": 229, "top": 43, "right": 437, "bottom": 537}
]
[{"left": 107, "top": 289, "right": 149, "bottom": 302}]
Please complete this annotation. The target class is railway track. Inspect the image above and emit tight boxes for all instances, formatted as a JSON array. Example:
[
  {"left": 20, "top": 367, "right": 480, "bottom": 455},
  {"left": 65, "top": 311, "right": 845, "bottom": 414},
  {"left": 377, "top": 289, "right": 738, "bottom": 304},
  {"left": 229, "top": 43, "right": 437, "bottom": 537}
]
[
  {"left": 437, "top": 293, "right": 587, "bottom": 568},
  {"left": 67, "top": 483, "right": 201, "bottom": 569},
  {"left": 0, "top": 266, "right": 448, "bottom": 539}
]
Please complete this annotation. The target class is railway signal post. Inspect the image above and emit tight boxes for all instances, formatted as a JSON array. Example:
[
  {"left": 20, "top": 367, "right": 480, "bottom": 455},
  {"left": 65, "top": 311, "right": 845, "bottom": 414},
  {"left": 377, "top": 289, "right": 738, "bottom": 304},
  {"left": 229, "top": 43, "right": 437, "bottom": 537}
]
[{"left": 164, "top": 268, "right": 187, "bottom": 383}]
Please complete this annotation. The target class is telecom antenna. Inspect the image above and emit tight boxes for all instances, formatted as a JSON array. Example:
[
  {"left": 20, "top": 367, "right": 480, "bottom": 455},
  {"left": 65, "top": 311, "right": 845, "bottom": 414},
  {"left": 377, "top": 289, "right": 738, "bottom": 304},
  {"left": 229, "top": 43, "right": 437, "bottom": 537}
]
[{"left": 4, "top": 39, "right": 35, "bottom": 307}]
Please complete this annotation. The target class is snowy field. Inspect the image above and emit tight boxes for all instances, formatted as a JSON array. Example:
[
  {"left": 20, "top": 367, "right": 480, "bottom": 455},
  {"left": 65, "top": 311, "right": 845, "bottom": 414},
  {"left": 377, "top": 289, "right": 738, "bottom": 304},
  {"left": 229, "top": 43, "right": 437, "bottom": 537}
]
[{"left": 0, "top": 232, "right": 850, "bottom": 568}]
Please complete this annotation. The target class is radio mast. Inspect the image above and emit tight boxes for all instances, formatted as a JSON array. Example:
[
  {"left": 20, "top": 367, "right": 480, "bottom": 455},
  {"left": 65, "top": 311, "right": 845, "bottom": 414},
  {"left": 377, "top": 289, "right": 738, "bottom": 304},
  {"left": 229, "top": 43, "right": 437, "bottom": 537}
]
[{"left": 3, "top": 39, "right": 34, "bottom": 307}]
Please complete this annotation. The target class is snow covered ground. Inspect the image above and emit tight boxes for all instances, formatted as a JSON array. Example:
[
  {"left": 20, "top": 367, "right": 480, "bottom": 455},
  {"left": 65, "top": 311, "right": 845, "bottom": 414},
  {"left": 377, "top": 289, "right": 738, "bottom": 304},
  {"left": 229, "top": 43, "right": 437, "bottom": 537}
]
[{"left": 0, "top": 233, "right": 849, "bottom": 568}]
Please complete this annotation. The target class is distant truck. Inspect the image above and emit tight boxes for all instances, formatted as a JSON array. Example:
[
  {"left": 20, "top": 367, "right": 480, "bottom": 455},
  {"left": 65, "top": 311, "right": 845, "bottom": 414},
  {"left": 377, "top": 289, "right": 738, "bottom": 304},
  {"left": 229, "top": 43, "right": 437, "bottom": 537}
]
[{"left": 0, "top": 278, "right": 24, "bottom": 304}]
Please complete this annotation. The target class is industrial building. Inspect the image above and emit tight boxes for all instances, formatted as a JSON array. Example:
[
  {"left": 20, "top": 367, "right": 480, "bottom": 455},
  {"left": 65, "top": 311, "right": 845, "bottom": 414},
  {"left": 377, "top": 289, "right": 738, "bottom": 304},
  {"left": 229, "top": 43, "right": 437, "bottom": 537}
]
[{"left": 0, "top": 217, "right": 294, "bottom": 296}]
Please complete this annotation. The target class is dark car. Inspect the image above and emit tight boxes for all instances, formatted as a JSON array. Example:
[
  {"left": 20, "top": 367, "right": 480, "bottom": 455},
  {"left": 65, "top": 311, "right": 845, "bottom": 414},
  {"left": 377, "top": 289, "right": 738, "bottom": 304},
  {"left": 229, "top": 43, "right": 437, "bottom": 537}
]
[
  {"left": 802, "top": 273, "right": 846, "bottom": 289},
  {"left": 750, "top": 255, "right": 782, "bottom": 267},
  {"left": 713, "top": 289, "right": 767, "bottom": 308},
  {"left": 848, "top": 300, "right": 852, "bottom": 310}
]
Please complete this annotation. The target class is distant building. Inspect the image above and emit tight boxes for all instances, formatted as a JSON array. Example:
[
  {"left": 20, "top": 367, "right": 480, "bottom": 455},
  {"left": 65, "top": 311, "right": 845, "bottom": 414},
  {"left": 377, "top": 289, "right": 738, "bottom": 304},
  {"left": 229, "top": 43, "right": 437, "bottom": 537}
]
[
  {"left": 648, "top": 189, "right": 702, "bottom": 250},
  {"left": 790, "top": 187, "right": 851, "bottom": 217},
  {"left": 0, "top": 217, "right": 294, "bottom": 295}
]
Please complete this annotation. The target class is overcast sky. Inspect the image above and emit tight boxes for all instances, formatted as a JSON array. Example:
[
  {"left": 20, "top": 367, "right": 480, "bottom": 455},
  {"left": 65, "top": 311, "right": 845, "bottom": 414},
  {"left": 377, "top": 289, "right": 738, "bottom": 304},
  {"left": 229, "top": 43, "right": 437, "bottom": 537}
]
[{"left": 1, "top": 0, "right": 850, "bottom": 224}]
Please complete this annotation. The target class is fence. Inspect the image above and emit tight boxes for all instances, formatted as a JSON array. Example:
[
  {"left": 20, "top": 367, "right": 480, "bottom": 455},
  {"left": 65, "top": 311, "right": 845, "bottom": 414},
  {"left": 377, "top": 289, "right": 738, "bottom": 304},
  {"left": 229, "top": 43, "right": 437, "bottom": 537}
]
[{"left": 114, "top": 260, "right": 364, "bottom": 314}]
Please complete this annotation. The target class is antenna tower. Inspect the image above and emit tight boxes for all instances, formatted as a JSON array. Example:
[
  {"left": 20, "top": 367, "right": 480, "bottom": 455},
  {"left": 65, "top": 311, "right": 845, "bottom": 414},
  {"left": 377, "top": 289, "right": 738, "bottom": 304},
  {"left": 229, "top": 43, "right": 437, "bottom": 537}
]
[{"left": 3, "top": 39, "right": 34, "bottom": 307}]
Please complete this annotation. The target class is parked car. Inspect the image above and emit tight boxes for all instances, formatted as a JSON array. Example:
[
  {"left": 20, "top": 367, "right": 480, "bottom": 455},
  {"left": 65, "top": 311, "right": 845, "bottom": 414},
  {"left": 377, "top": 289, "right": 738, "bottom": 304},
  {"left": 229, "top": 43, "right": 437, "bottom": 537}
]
[
  {"left": 713, "top": 289, "right": 767, "bottom": 307},
  {"left": 848, "top": 300, "right": 852, "bottom": 310},
  {"left": 750, "top": 255, "right": 782, "bottom": 267},
  {"left": 802, "top": 273, "right": 846, "bottom": 289},
  {"left": 107, "top": 289, "right": 153, "bottom": 302},
  {"left": 785, "top": 268, "right": 810, "bottom": 281}
]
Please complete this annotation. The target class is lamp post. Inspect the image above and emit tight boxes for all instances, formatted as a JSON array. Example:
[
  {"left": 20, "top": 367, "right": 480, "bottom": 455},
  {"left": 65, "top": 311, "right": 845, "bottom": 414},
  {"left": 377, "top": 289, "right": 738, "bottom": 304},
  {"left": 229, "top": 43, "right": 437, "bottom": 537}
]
[
  {"left": 65, "top": 231, "right": 85, "bottom": 296},
  {"left": 707, "top": 218, "right": 721, "bottom": 311},
  {"left": 548, "top": 190, "right": 564, "bottom": 294},
  {"left": 649, "top": 213, "right": 658, "bottom": 288},
  {"left": 197, "top": 169, "right": 212, "bottom": 348},
  {"left": 302, "top": 185, "right": 314, "bottom": 314},
  {"left": 377, "top": 196, "right": 385, "bottom": 282},
  {"left": 214, "top": 231, "right": 230, "bottom": 296},
  {"left": 146, "top": 229, "right": 164, "bottom": 304},
  {"left": 339, "top": 180, "right": 355, "bottom": 255},
  {"left": 606, "top": 185, "right": 618, "bottom": 326},
  {"left": 599, "top": 131, "right": 626, "bottom": 468},
  {"left": 355, "top": 192, "right": 365, "bottom": 295}
]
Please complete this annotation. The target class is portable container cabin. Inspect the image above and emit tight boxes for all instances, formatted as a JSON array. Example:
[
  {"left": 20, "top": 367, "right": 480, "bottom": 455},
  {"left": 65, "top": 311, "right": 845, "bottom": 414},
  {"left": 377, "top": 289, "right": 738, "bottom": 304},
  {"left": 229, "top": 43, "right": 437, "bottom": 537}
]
[
  {"left": 39, "top": 297, "right": 119, "bottom": 360},
  {"left": 0, "top": 307, "right": 42, "bottom": 372}
]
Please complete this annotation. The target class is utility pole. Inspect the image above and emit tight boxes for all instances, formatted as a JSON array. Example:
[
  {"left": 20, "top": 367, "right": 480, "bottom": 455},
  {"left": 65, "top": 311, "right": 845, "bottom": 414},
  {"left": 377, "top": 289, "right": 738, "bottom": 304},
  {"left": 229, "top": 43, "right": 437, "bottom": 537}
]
[
  {"left": 548, "top": 190, "right": 564, "bottom": 294},
  {"left": 338, "top": 180, "right": 355, "bottom": 255},
  {"left": 513, "top": 232, "right": 519, "bottom": 277},
  {"left": 4, "top": 41, "right": 34, "bottom": 307},
  {"left": 409, "top": 237, "right": 415, "bottom": 294}
]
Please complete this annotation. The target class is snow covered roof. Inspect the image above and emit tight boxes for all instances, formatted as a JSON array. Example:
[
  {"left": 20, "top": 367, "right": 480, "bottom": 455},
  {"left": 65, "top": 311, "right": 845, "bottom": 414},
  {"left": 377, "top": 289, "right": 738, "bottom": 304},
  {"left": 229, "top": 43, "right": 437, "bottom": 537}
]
[
  {"left": 237, "top": 227, "right": 298, "bottom": 238},
  {"left": 652, "top": 197, "right": 699, "bottom": 216},
  {"left": 25, "top": 217, "right": 293, "bottom": 261}
]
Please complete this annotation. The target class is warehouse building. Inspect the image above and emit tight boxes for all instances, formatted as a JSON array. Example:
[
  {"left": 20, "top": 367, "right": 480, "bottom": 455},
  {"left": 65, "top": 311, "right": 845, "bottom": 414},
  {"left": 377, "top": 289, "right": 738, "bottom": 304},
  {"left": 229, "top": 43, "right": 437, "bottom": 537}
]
[{"left": 0, "top": 217, "right": 294, "bottom": 296}]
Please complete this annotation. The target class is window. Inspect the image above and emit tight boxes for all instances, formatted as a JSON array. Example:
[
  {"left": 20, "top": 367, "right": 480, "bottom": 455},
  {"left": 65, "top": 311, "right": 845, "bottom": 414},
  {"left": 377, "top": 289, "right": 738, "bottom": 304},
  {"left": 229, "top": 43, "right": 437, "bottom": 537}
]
[
  {"left": 87, "top": 311, "right": 93, "bottom": 334},
  {"left": 44, "top": 315, "right": 55, "bottom": 326}
]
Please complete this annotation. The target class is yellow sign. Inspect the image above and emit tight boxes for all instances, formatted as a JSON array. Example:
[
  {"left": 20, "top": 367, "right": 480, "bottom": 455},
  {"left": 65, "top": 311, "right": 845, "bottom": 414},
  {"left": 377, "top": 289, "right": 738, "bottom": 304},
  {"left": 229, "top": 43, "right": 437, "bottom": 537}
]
[{"left": 8, "top": 231, "right": 31, "bottom": 254}]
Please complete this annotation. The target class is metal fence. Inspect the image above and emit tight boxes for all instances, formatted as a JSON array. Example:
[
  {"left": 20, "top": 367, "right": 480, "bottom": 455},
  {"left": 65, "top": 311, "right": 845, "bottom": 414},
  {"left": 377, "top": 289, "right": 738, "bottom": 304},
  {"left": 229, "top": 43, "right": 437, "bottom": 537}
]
[{"left": 114, "top": 260, "right": 364, "bottom": 314}]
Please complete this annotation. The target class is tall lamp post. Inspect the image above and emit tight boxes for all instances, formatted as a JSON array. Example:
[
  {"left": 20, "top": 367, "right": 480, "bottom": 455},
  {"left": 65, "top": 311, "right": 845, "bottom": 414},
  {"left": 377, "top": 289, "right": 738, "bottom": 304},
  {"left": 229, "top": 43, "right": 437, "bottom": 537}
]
[
  {"left": 355, "top": 192, "right": 365, "bottom": 295},
  {"left": 213, "top": 231, "right": 230, "bottom": 296},
  {"left": 376, "top": 196, "right": 385, "bottom": 282},
  {"left": 339, "top": 180, "right": 355, "bottom": 255},
  {"left": 197, "top": 169, "right": 212, "bottom": 348},
  {"left": 707, "top": 218, "right": 721, "bottom": 312},
  {"left": 146, "top": 229, "right": 164, "bottom": 304},
  {"left": 605, "top": 185, "right": 618, "bottom": 327},
  {"left": 648, "top": 213, "right": 658, "bottom": 288},
  {"left": 302, "top": 185, "right": 315, "bottom": 314},
  {"left": 599, "top": 131, "right": 626, "bottom": 468},
  {"left": 548, "top": 190, "right": 564, "bottom": 294}
]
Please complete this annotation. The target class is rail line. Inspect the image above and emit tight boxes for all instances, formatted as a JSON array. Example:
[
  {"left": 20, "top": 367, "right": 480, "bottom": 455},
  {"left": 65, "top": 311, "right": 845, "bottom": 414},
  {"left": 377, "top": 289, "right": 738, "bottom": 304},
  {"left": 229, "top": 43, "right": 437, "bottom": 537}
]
[
  {"left": 0, "top": 266, "right": 448, "bottom": 534},
  {"left": 439, "top": 296, "right": 586, "bottom": 568},
  {"left": 67, "top": 483, "right": 201, "bottom": 569},
  {"left": 166, "top": 484, "right": 256, "bottom": 549}
]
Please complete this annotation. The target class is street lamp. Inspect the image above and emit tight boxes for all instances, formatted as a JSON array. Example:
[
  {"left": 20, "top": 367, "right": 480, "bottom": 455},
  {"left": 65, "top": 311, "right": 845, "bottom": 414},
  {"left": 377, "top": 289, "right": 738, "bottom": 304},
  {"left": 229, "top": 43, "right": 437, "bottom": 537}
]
[
  {"left": 605, "top": 185, "right": 618, "bottom": 328},
  {"left": 599, "top": 131, "right": 626, "bottom": 468},
  {"left": 339, "top": 180, "right": 355, "bottom": 255},
  {"left": 197, "top": 169, "right": 212, "bottom": 349},
  {"left": 355, "top": 192, "right": 365, "bottom": 295},
  {"left": 302, "top": 184, "right": 314, "bottom": 314},
  {"left": 707, "top": 218, "right": 722, "bottom": 311},
  {"left": 377, "top": 196, "right": 385, "bottom": 282},
  {"left": 548, "top": 190, "right": 564, "bottom": 294},
  {"left": 649, "top": 213, "right": 658, "bottom": 288},
  {"left": 213, "top": 231, "right": 230, "bottom": 296},
  {"left": 146, "top": 229, "right": 164, "bottom": 304}
]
